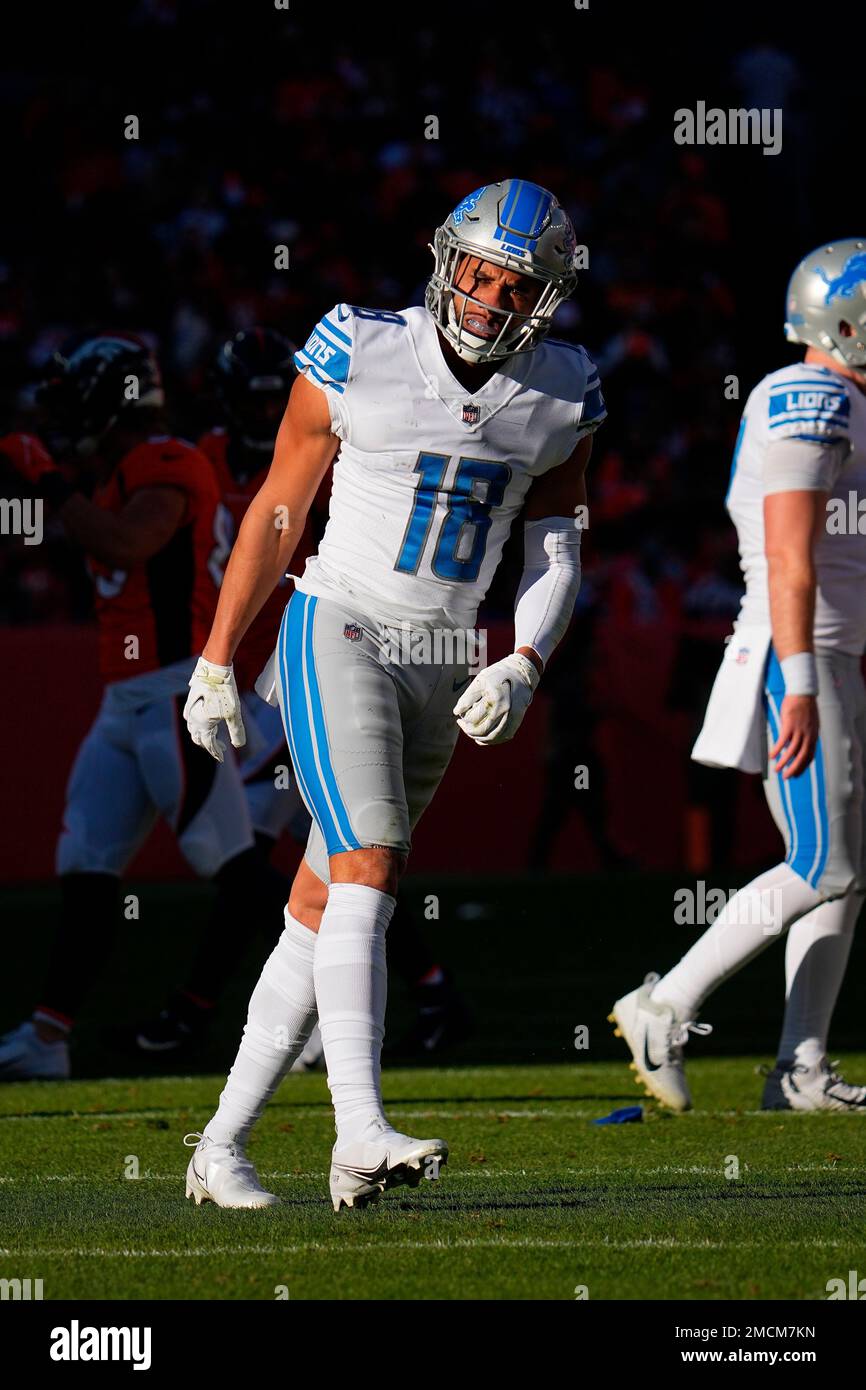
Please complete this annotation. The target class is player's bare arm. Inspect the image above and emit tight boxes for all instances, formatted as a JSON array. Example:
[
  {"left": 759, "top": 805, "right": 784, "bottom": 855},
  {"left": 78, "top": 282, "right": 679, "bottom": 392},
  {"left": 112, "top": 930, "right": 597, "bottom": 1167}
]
[
  {"left": 202, "top": 372, "right": 339, "bottom": 667},
  {"left": 186, "top": 372, "right": 339, "bottom": 761},
  {"left": 764, "top": 487, "right": 824, "bottom": 778}
]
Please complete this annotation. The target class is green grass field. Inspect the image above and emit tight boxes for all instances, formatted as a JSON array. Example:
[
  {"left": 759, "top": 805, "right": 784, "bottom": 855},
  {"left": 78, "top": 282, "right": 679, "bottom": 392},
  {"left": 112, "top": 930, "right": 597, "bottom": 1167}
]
[
  {"left": 2, "top": 875, "right": 866, "bottom": 1300},
  {"left": 2, "top": 1062, "right": 866, "bottom": 1300}
]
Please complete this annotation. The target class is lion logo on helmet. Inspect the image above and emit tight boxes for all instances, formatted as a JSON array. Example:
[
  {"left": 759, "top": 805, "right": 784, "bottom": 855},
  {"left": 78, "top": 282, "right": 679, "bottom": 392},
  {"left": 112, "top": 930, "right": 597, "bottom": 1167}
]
[
  {"left": 813, "top": 251, "right": 866, "bottom": 306},
  {"left": 451, "top": 187, "right": 485, "bottom": 226}
]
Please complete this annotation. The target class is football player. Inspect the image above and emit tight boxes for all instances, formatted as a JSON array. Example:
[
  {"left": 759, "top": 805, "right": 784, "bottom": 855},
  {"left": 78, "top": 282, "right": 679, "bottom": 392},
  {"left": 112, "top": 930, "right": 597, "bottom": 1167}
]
[
  {"left": 133, "top": 329, "right": 470, "bottom": 1065},
  {"left": 612, "top": 240, "right": 866, "bottom": 1113},
  {"left": 182, "top": 179, "right": 606, "bottom": 1211},
  {"left": 0, "top": 335, "right": 273, "bottom": 1078}
]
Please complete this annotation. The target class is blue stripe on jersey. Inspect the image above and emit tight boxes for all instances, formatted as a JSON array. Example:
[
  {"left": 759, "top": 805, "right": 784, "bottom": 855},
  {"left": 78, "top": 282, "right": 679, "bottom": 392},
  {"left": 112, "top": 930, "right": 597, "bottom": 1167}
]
[
  {"left": 320, "top": 315, "right": 352, "bottom": 348},
  {"left": 724, "top": 415, "right": 747, "bottom": 506},
  {"left": 294, "top": 349, "right": 346, "bottom": 394},
  {"left": 295, "top": 310, "right": 352, "bottom": 390},
  {"left": 768, "top": 414, "right": 846, "bottom": 428},
  {"left": 769, "top": 412, "right": 848, "bottom": 426},
  {"left": 582, "top": 385, "right": 606, "bottom": 422},
  {"left": 769, "top": 432, "right": 846, "bottom": 444},
  {"left": 768, "top": 379, "right": 850, "bottom": 391},
  {"left": 301, "top": 334, "right": 350, "bottom": 381},
  {"left": 765, "top": 650, "right": 829, "bottom": 888}
]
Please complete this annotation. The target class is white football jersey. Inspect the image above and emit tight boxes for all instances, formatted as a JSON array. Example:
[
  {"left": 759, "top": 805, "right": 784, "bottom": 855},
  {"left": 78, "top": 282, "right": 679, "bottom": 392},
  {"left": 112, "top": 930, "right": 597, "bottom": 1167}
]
[
  {"left": 727, "top": 361, "right": 866, "bottom": 654},
  {"left": 292, "top": 303, "right": 605, "bottom": 628}
]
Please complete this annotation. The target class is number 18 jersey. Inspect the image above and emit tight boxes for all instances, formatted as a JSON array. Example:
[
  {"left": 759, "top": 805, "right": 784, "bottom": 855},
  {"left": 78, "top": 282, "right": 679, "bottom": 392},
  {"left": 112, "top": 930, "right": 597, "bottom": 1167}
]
[{"left": 292, "top": 303, "right": 605, "bottom": 629}]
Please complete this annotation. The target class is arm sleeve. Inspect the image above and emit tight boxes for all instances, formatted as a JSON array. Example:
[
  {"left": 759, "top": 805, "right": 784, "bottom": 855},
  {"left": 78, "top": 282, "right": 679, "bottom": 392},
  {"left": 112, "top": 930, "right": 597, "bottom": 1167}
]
[
  {"left": 763, "top": 437, "right": 850, "bottom": 495},
  {"left": 513, "top": 515, "right": 583, "bottom": 667},
  {"left": 293, "top": 303, "right": 354, "bottom": 440}
]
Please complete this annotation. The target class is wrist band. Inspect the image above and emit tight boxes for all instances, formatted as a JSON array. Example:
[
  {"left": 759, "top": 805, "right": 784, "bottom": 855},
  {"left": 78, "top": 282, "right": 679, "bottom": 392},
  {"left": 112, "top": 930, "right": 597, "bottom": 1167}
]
[{"left": 780, "top": 652, "right": 818, "bottom": 696}]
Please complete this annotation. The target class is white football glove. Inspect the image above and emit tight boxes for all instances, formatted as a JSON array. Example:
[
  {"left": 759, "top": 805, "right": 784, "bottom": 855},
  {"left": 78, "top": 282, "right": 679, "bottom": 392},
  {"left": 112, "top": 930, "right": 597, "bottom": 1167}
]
[
  {"left": 453, "top": 652, "right": 540, "bottom": 746},
  {"left": 183, "top": 657, "right": 246, "bottom": 763}
]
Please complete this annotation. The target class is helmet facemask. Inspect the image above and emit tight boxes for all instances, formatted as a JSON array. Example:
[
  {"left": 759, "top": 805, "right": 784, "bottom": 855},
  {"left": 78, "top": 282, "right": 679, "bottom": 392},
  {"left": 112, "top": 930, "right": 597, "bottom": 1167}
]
[{"left": 425, "top": 180, "right": 580, "bottom": 365}]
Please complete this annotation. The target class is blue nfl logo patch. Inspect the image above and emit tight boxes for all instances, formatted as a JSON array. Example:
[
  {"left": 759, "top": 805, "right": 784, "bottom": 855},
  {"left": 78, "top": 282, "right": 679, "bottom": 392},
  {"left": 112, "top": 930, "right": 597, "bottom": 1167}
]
[
  {"left": 343, "top": 622, "right": 362, "bottom": 642},
  {"left": 462, "top": 403, "right": 480, "bottom": 424}
]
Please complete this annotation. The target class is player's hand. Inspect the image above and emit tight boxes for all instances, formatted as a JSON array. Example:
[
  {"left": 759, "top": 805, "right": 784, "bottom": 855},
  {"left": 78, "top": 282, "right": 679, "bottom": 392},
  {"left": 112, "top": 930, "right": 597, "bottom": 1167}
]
[
  {"left": 0, "top": 432, "right": 59, "bottom": 486},
  {"left": 184, "top": 657, "right": 246, "bottom": 762},
  {"left": 769, "top": 694, "right": 819, "bottom": 779},
  {"left": 454, "top": 652, "right": 540, "bottom": 746}
]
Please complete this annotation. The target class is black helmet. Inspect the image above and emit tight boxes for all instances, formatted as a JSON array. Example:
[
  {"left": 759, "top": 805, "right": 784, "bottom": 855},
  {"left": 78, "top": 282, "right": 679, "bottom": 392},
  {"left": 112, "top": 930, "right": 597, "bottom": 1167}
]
[
  {"left": 214, "top": 327, "right": 297, "bottom": 451},
  {"left": 38, "top": 333, "right": 164, "bottom": 456}
]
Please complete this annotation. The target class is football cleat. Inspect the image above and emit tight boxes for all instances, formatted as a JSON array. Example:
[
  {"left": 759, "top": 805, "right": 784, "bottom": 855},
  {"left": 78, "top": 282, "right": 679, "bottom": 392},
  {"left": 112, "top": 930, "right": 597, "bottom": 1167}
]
[
  {"left": 290, "top": 1021, "right": 325, "bottom": 1073},
  {"left": 330, "top": 1119, "right": 448, "bottom": 1212},
  {"left": 183, "top": 1132, "right": 280, "bottom": 1208},
  {"left": 761, "top": 1058, "right": 866, "bottom": 1113},
  {"left": 0, "top": 1021, "right": 70, "bottom": 1080},
  {"left": 609, "top": 973, "right": 712, "bottom": 1113}
]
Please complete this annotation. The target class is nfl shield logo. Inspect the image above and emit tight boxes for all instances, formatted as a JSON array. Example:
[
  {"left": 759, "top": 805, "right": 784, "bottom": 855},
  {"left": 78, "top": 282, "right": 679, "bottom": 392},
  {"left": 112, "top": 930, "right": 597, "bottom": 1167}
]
[
  {"left": 343, "top": 622, "right": 362, "bottom": 642},
  {"left": 462, "top": 403, "right": 480, "bottom": 424}
]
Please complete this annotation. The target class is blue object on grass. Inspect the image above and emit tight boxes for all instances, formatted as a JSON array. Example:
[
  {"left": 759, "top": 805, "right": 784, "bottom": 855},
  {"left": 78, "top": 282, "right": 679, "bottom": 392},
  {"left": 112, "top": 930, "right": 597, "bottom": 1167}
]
[{"left": 592, "top": 1105, "right": 643, "bottom": 1125}]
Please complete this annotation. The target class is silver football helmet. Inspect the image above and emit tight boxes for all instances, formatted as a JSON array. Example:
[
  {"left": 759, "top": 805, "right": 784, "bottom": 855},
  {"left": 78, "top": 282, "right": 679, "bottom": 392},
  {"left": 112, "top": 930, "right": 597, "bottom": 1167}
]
[
  {"left": 426, "top": 179, "right": 580, "bottom": 364},
  {"left": 785, "top": 238, "right": 866, "bottom": 379}
]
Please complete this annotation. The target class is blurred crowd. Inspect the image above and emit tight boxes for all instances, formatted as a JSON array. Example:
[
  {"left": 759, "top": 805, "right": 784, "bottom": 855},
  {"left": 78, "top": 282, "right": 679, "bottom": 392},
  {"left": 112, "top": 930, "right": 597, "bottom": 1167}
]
[{"left": 0, "top": 10, "right": 836, "bottom": 660}]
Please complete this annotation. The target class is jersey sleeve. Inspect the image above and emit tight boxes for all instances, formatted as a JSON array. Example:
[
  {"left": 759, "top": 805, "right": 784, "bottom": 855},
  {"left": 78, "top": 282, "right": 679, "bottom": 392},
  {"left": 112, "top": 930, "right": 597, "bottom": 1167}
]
[
  {"left": 575, "top": 348, "right": 607, "bottom": 437},
  {"left": 765, "top": 377, "right": 851, "bottom": 444},
  {"left": 763, "top": 436, "right": 849, "bottom": 495},
  {"left": 293, "top": 303, "right": 354, "bottom": 438}
]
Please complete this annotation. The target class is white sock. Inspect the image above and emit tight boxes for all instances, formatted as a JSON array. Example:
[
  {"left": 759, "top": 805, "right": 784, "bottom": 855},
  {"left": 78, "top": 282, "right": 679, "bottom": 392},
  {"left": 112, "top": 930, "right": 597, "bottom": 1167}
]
[
  {"left": 652, "top": 863, "right": 821, "bottom": 1019},
  {"left": 314, "top": 881, "right": 394, "bottom": 1147},
  {"left": 778, "top": 892, "right": 861, "bottom": 1067},
  {"left": 203, "top": 909, "right": 318, "bottom": 1147}
]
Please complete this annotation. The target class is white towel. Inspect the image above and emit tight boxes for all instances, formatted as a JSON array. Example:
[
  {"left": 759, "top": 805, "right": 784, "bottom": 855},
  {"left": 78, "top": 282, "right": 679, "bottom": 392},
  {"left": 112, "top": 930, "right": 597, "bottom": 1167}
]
[
  {"left": 691, "top": 624, "right": 773, "bottom": 773},
  {"left": 254, "top": 649, "right": 280, "bottom": 707}
]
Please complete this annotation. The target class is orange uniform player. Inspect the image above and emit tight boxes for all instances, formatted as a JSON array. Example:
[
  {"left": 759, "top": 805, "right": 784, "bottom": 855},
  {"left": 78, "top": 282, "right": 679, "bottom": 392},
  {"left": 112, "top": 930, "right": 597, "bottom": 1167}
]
[
  {"left": 0, "top": 335, "right": 271, "bottom": 1081},
  {"left": 89, "top": 435, "right": 225, "bottom": 682}
]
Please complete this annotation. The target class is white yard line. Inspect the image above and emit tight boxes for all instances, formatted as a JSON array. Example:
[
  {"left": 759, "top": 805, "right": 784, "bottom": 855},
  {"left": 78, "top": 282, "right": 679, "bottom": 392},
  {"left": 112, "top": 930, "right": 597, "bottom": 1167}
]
[
  {"left": 0, "top": 1237, "right": 854, "bottom": 1258},
  {"left": 0, "top": 1162, "right": 852, "bottom": 1183},
  {"left": 0, "top": 1105, "right": 794, "bottom": 1123}
]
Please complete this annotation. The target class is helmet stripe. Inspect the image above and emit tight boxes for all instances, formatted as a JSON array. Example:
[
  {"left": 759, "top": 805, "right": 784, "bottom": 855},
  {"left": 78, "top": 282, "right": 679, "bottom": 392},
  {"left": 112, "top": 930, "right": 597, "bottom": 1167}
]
[{"left": 493, "top": 180, "right": 552, "bottom": 254}]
